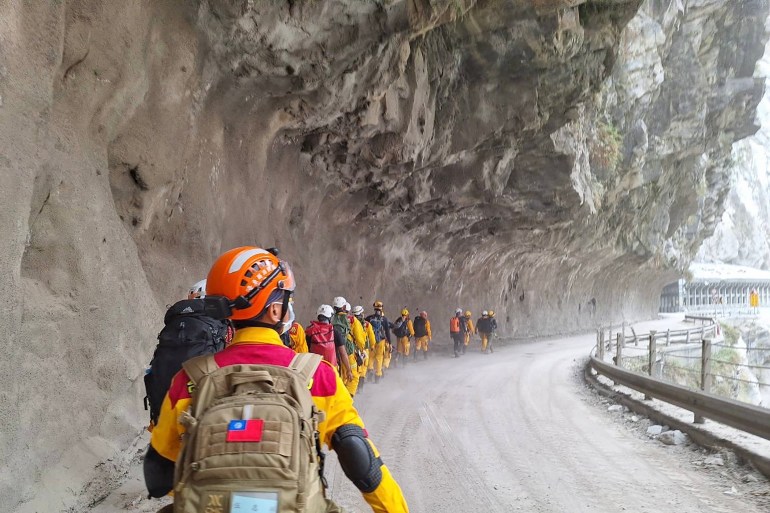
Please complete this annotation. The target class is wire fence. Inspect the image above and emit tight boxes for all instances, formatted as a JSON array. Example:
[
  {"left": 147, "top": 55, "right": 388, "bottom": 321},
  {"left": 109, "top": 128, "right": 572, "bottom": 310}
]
[{"left": 605, "top": 320, "right": 770, "bottom": 405}]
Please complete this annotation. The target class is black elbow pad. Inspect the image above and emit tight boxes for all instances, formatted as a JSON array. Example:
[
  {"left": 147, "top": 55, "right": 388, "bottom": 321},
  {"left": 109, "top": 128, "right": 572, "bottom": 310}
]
[
  {"left": 331, "top": 424, "right": 383, "bottom": 493},
  {"left": 143, "top": 444, "right": 175, "bottom": 498}
]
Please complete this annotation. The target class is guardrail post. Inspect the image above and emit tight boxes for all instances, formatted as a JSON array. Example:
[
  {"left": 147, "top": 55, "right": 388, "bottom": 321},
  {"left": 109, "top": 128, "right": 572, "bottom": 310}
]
[
  {"left": 615, "top": 333, "right": 623, "bottom": 368},
  {"left": 597, "top": 330, "right": 605, "bottom": 360},
  {"left": 621, "top": 322, "right": 626, "bottom": 347},
  {"left": 685, "top": 329, "right": 690, "bottom": 344},
  {"left": 646, "top": 331, "right": 657, "bottom": 400},
  {"left": 694, "top": 337, "right": 713, "bottom": 424},
  {"left": 632, "top": 327, "right": 638, "bottom": 346},
  {"left": 665, "top": 329, "right": 670, "bottom": 346}
]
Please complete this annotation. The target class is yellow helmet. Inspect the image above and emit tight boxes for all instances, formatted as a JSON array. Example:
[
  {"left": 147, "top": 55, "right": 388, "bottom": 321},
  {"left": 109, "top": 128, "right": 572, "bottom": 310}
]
[
  {"left": 401, "top": 308, "right": 409, "bottom": 317},
  {"left": 373, "top": 300, "right": 383, "bottom": 309},
  {"left": 464, "top": 310, "right": 472, "bottom": 318},
  {"left": 489, "top": 310, "right": 495, "bottom": 317}
]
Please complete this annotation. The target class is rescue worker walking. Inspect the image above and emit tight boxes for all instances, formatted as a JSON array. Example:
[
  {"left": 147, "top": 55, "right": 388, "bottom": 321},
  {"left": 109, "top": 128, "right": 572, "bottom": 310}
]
[
  {"left": 463, "top": 311, "right": 474, "bottom": 354},
  {"left": 366, "top": 301, "right": 392, "bottom": 383},
  {"left": 392, "top": 308, "right": 414, "bottom": 366},
  {"left": 476, "top": 310, "right": 491, "bottom": 353},
  {"left": 413, "top": 311, "right": 432, "bottom": 359},
  {"left": 143, "top": 246, "right": 409, "bottom": 512},
  {"left": 346, "top": 301, "right": 366, "bottom": 396},
  {"left": 450, "top": 308, "right": 464, "bottom": 358},
  {"left": 306, "top": 304, "right": 345, "bottom": 367},
  {"left": 488, "top": 310, "right": 498, "bottom": 353},
  {"left": 353, "top": 305, "right": 376, "bottom": 389},
  {"left": 333, "top": 297, "right": 359, "bottom": 397}
]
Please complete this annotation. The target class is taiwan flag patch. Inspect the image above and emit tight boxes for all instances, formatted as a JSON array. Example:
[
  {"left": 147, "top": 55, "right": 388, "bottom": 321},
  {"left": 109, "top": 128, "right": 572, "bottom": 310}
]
[{"left": 226, "top": 419, "right": 264, "bottom": 442}]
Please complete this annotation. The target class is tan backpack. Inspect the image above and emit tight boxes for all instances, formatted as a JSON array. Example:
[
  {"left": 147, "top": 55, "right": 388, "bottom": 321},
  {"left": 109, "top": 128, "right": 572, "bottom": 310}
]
[{"left": 172, "top": 352, "right": 343, "bottom": 513}]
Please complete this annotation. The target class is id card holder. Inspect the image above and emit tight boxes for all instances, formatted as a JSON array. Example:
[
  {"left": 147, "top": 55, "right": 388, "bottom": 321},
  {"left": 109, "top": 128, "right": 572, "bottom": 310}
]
[{"left": 229, "top": 491, "right": 279, "bottom": 513}]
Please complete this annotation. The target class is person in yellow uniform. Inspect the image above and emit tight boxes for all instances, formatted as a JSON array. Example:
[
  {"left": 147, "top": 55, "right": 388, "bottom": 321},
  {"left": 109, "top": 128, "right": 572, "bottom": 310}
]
[
  {"left": 365, "top": 301, "right": 392, "bottom": 383},
  {"left": 353, "top": 305, "right": 376, "bottom": 390},
  {"left": 463, "top": 310, "right": 475, "bottom": 354},
  {"left": 476, "top": 310, "right": 491, "bottom": 353},
  {"left": 346, "top": 301, "right": 367, "bottom": 397},
  {"left": 392, "top": 308, "right": 414, "bottom": 366},
  {"left": 143, "top": 246, "right": 409, "bottom": 512},
  {"left": 413, "top": 311, "right": 432, "bottom": 359}
]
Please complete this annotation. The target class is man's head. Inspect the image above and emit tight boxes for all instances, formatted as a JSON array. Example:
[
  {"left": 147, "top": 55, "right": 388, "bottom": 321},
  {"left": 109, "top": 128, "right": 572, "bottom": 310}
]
[
  {"left": 455, "top": 308, "right": 462, "bottom": 317},
  {"left": 420, "top": 311, "right": 428, "bottom": 320},
  {"left": 206, "top": 246, "right": 295, "bottom": 333},
  {"left": 188, "top": 279, "right": 207, "bottom": 299},
  {"left": 464, "top": 310, "right": 472, "bottom": 318},
  {"left": 482, "top": 310, "right": 489, "bottom": 317},
  {"left": 401, "top": 308, "right": 409, "bottom": 318},
  {"left": 317, "top": 304, "right": 333, "bottom": 322},
  {"left": 333, "top": 296, "right": 347, "bottom": 314},
  {"left": 352, "top": 305, "right": 365, "bottom": 319}
]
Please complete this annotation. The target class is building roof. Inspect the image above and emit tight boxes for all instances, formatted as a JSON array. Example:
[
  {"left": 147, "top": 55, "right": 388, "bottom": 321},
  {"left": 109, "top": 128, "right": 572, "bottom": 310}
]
[{"left": 688, "top": 263, "right": 770, "bottom": 284}]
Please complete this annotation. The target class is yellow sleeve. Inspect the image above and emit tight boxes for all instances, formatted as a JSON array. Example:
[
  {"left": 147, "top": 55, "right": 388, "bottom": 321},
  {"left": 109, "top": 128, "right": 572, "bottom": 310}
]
[
  {"left": 365, "top": 323, "right": 377, "bottom": 349},
  {"left": 426, "top": 320, "right": 432, "bottom": 340},
  {"left": 314, "top": 373, "right": 409, "bottom": 513},
  {"left": 407, "top": 320, "right": 414, "bottom": 337},
  {"left": 351, "top": 317, "right": 366, "bottom": 349},
  {"left": 150, "top": 393, "right": 191, "bottom": 462},
  {"left": 467, "top": 319, "right": 474, "bottom": 333},
  {"left": 291, "top": 323, "right": 308, "bottom": 353}
]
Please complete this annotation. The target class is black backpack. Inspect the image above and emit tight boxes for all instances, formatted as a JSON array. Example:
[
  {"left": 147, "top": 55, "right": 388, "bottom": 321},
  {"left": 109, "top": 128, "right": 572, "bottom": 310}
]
[
  {"left": 392, "top": 317, "right": 409, "bottom": 338},
  {"left": 143, "top": 299, "right": 229, "bottom": 426},
  {"left": 413, "top": 316, "right": 427, "bottom": 337}
]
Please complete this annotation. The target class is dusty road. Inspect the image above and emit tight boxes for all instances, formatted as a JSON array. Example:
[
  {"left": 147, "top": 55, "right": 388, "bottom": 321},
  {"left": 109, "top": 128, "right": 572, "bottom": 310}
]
[{"left": 93, "top": 319, "right": 765, "bottom": 513}]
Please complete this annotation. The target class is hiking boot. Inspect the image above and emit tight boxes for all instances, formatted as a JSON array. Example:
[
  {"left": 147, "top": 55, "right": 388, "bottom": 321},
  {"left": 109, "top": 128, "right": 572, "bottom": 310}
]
[
  {"left": 454, "top": 351, "right": 459, "bottom": 358},
  {"left": 489, "top": 346, "right": 494, "bottom": 353},
  {"left": 423, "top": 351, "right": 428, "bottom": 360},
  {"left": 461, "top": 347, "right": 466, "bottom": 354},
  {"left": 375, "top": 375, "right": 380, "bottom": 384}
]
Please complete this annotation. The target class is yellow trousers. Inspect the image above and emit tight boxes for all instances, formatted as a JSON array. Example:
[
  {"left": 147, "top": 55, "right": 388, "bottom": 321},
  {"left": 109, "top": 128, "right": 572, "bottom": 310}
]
[
  {"left": 480, "top": 332, "right": 490, "bottom": 352},
  {"left": 374, "top": 340, "right": 386, "bottom": 377},
  {"left": 383, "top": 342, "right": 392, "bottom": 369},
  {"left": 398, "top": 336, "right": 411, "bottom": 357},
  {"left": 368, "top": 347, "right": 375, "bottom": 371},
  {"left": 464, "top": 332, "right": 471, "bottom": 346},
  {"left": 415, "top": 336, "right": 430, "bottom": 352},
  {"left": 358, "top": 350, "right": 369, "bottom": 380},
  {"left": 344, "top": 353, "right": 359, "bottom": 396}
]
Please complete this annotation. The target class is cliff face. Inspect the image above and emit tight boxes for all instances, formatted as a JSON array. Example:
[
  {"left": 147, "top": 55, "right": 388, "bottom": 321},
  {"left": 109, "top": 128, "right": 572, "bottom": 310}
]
[
  {"left": 697, "top": 27, "right": 770, "bottom": 270},
  {"left": 1, "top": 0, "right": 767, "bottom": 510}
]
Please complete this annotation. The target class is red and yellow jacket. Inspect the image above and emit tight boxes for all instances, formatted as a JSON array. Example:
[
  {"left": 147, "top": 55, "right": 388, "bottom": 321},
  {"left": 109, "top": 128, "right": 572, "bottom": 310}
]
[
  {"left": 288, "top": 321, "right": 308, "bottom": 353},
  {"left": 151, "top": 327, "right": 408, "bottom": 513}
]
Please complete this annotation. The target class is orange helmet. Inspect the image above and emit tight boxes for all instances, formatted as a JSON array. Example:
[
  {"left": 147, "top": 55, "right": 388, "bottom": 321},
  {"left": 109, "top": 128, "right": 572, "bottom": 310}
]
[{"left": 206, "top": 246, "right": 295, "bottom": 321}]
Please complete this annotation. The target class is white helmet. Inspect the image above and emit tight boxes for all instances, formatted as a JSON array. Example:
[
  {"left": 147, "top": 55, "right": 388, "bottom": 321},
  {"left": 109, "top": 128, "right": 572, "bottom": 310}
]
[
  {"left": 482, "top": 310, "right": 488, "bottom": 316},
  {"left": 332, "top": 296, "right": 347, "bottom": 309},
  {"left": 344, "top": 302, "right": 351, "bottom": 313},
  {"left": 188, "top": 279, "right": 207, "bottom": 299},
  {"left": 317, "top": 304, "right": 334, "bottom": 319},
  {"left": 352, "top": 305, "right": 364, "bottom": 316},
  {"left": 455, "top": 308, "right": 462, "bottom": 314}
]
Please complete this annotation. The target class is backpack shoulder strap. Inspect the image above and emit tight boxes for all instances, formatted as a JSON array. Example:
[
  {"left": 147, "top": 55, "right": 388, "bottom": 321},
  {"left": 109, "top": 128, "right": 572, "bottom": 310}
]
[
  {"left": 289, "top": 352, "right": 323, "bottom": 385},
  {"left": 182, "top": 353, "right": 220, "bottom": 386}
]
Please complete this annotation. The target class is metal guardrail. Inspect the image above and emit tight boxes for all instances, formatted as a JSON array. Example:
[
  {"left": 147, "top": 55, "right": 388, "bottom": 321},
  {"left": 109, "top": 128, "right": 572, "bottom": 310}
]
[
  {"left": 589, "top": 318, "right": 770, "bottom": 441},
  {"left": 589, "top": 355, "right": 770, "bottom": 441}
]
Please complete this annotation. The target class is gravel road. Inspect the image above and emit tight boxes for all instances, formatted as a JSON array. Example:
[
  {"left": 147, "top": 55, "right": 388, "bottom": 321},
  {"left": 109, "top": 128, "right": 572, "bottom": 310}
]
[{"left": 92, "top": 319, "right": 767, "bottom": 513}]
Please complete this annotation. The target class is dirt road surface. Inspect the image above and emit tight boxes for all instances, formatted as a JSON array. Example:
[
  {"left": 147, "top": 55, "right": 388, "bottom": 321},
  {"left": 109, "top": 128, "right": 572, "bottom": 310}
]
[{"left": 92, "top": 318, "right": 765, "bottom": 513}]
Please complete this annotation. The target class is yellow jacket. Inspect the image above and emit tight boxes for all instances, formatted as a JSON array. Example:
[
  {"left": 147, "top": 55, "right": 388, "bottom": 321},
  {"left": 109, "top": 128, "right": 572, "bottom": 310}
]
[
  {"left": 349, "top": 316, "right": 367, "bottom": 351},
  {"left": 424, "top": 319, "right": 432, "bottom": 340},
  {"left": 150, "top": 327, "right": 408, "bottom": 513},
  {"left": 362, "top": 319, "right": 377, "bottom": 349},
  {"left": 465, "top": 318, "right": 474, "bottom": 334},
  {"left": 288, "top": 321, "right": 307, "bottom": 353}
]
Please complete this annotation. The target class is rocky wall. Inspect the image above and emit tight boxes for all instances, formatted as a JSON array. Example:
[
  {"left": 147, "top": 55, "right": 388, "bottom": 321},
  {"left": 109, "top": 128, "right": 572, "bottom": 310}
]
[{"left": 1, "top": 0, "right": 767, "bottom": 510}]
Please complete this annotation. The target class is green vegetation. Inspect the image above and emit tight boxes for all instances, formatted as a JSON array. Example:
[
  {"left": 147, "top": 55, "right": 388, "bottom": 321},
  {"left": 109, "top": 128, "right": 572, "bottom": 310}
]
[{"left": 720, "top": 322, "right": 740, "bottom": 346}]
